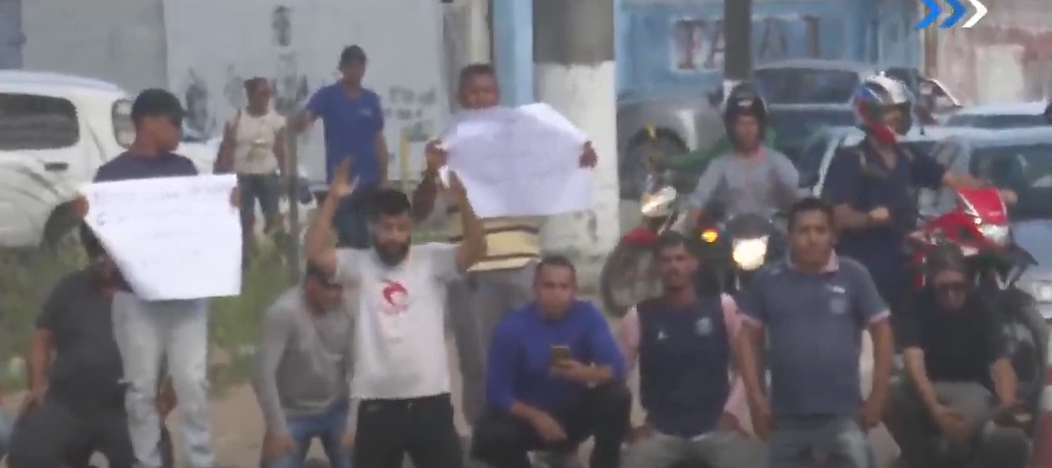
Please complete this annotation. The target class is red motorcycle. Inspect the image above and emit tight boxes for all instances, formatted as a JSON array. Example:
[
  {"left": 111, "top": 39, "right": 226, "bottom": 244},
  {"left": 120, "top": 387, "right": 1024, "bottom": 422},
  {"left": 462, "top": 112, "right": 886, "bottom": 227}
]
[
  {"left": 908, "top": 187, "right": 1027, "bottom": 292},
  {"left": 906, "top": 186, "right": 1047, "bottom": 438}
]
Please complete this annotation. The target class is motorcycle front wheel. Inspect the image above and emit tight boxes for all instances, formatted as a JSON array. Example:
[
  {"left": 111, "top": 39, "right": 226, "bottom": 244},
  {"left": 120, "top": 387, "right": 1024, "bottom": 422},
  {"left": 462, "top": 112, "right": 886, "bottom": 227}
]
[
  {"left": 600, "top": 242, "right": 659, "bottom": 318},
  {"left": 997, "top": 287, "right": 1050, "bottom": 435}
]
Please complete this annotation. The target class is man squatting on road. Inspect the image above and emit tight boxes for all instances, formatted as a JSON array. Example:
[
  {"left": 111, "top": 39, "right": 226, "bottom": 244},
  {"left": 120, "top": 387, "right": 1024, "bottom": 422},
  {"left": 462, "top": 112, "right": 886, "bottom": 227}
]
[
  {"left": 470, "top": 255, "right": 632, "bottom": 468},
  {"left": 411, "top": 63, "right": 597, "bottom": 443},
  {"left": 304, "top": 157, "right": 487, "bottom": 468},
  {"left": 252, "top": 262, "right": 358, "bottom": 468},
  {"left": 736, "top": 197, "right": 894, "bottom": 468},
  {"left": 617, "top": 231, "right": 752, "bottom": 468}
]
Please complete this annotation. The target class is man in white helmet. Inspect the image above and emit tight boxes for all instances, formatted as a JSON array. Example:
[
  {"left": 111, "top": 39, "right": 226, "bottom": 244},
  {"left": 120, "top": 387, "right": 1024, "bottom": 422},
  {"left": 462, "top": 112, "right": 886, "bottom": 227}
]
[{"left": 823, "top": 75, "right": 994, "bottom": 328}]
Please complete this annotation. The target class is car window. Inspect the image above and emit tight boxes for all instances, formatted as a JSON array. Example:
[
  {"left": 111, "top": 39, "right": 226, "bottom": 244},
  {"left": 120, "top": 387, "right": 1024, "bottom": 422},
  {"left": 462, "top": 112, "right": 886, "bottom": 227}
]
[
  {"left": 0, "top": 93, "right": 79, "bottom": 150},
  {"left": 972, "top": 143, "right": 1052, "bottom": 221},
  {"left": 797, "top": 132, "right": 832, "bottom": 187},
  {"left": 754, "top": 68, "right": 861, "bottom": 104},
  {"left": 944, "top": 113, "right": 1046, "bottom": 129}
]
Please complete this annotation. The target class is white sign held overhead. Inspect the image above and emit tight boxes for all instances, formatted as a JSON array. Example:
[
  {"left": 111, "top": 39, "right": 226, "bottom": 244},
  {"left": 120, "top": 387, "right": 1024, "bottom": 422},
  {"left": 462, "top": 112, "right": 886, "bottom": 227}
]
[{"left": 440, "top": 103, "right": 592, "bottom": 218}]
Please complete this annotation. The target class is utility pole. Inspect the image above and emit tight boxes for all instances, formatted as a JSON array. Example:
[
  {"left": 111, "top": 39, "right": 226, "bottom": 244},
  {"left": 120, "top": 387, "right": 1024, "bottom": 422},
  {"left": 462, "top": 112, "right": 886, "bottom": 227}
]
[
  {"left": 285, "top": 133, "right": 301, "bottom": 281},
  {"left": 723, "top": 0, "right": 753, "bottom": 96},
  {"left": 534, "top": 0, "right": 620, "bottom": 281}
]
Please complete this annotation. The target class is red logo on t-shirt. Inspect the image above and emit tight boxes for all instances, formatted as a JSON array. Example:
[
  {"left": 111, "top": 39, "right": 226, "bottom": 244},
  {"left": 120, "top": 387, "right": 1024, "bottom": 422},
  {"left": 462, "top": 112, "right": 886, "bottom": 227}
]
[{"left": 380, "top": 280, "right": 409, "bottom": 314}]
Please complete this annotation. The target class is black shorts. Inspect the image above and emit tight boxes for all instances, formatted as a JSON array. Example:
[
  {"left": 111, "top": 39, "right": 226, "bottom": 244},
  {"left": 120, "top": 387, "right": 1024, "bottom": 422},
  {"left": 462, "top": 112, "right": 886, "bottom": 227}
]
[{"left": 353, "top": 393, "right": 463, "bottom": 468}]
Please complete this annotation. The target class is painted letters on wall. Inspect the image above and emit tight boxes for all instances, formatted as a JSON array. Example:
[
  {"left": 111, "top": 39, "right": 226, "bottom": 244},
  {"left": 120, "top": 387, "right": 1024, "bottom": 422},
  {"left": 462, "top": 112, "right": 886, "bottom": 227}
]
[
  {"left": 164, "top": 0, "right": 447, "bottom": 181},
  {"left": 618, "top": 1, "right": 852, "bottom": 98},
  {"left": 669, "top": 14, "right": 825, "bottom": 73}
]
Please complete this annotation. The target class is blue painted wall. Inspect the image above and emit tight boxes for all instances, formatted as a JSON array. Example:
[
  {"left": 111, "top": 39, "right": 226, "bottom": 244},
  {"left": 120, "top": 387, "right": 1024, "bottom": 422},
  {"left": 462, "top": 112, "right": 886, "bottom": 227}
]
[{"left": 614, "top": 0, "right": 922, "bottom": 100}]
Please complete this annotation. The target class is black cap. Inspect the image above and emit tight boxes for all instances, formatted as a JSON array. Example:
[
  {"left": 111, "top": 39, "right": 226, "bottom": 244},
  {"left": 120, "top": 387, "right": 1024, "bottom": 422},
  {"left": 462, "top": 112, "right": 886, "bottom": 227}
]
[
  {"left": 131, "top": 88, "right": 185, "bottom": 122},
  {"left": 339, "top": 45, "right": 367, "bottom": 66},
  {"left": 304, "top": 261, "right": 340, "bottom": 287}
]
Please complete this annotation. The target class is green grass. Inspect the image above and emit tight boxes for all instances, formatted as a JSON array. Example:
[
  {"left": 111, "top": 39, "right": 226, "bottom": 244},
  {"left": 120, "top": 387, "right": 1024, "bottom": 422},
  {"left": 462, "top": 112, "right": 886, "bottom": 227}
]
[{"left": 0, "top": 225, "right": 449, "bottom": 392}]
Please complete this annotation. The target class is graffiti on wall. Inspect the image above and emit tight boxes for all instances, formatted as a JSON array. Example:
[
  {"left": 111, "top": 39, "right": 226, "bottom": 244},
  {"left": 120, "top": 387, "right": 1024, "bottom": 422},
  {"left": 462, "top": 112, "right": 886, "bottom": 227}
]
[
  {"left": 181, "top": 4, "right": 312, "bottom": 137},
  {"left": 670, "top": 14, "right": 825, "bottom": 72},
  {"left": 938, "top": 22, "right": 1052, "bottom": 104},
  {"left": 385, "top": 86, "right": 439, "bottom": 143}
]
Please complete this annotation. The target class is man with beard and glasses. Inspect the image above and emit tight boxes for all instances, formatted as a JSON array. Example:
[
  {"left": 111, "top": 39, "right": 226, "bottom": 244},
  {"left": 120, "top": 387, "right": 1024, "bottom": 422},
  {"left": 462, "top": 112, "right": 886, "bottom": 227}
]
[
  {"left": 618, "top": 232, "right": 751, "bottom": 468},
  {"left": 303, "top": 158, "right": 487, "bottom": 468},
  {"left": 411, "top": 62, "right": 597, "bottom": 452},
  {"left": 87, "top": 88, "right": 218, "bottom": 468},
  {"left": 253, "top": 262, "right": 356, "bottom": 468},
  {"left": 736, "top": 197, "right": 893, "bottom": 468},
  {"left": 884, "top": 245, "right": 1029, "bottom": 468}
]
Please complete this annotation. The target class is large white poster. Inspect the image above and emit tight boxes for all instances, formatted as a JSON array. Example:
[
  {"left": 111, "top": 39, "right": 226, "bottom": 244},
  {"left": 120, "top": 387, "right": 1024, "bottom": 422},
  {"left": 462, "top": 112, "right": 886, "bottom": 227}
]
[{"left": 163, "top": 0, "right": 449, "bottom": 184}]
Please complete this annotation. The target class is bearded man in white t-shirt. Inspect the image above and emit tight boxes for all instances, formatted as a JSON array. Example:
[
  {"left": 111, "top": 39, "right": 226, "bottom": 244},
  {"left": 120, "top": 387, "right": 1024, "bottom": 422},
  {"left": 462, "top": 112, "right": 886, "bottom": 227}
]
[{"left": 303, "top": 159, "right": 487, "bottom": 468}]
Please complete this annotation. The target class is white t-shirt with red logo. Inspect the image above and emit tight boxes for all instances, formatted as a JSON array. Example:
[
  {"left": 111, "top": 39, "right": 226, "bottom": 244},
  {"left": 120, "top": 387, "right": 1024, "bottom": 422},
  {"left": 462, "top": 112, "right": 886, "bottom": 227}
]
[{"left": 335, "top": 243, "right": 459, "bottom": 399}]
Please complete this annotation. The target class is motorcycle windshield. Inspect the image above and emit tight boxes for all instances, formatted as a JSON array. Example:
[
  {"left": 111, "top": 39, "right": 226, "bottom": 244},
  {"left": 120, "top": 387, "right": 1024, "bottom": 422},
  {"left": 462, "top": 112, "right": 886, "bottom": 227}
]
[{"left": 723, "top": 213, "right": 779, "bottom": 239}]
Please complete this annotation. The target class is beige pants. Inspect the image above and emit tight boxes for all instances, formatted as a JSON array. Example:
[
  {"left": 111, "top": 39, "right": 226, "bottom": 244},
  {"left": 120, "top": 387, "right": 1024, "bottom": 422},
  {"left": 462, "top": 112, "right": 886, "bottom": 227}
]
[{"left": 448, "top": 263, "right": 536, "bottom": 428}]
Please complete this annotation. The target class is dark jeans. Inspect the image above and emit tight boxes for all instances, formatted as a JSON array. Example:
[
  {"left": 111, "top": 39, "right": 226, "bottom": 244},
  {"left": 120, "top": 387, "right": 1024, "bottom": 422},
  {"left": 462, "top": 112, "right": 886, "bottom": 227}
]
[
  {"left": 333, "top": 184, "right": 375, "bottom": 249},
  {"left": 353, "top": 393, "right": 462, "bottom": 468},
  {"left": 471, "top": 384, "right": 632, "bottom": 468},
  {"left": 7, "top": 393, "right": 137, "bottom": 468},
  {"left": 238, "top": 173, "right": 281, "bottom": 228},
  {"left": 262, "top": 400, "right": 352, "bottom": 468}
]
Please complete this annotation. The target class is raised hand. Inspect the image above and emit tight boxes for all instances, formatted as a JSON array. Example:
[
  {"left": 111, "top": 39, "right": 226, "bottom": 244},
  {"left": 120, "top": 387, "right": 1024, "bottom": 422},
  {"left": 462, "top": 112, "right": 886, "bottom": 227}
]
[{"left": 330, "top": 157, "right": 360, "bottom": 199}]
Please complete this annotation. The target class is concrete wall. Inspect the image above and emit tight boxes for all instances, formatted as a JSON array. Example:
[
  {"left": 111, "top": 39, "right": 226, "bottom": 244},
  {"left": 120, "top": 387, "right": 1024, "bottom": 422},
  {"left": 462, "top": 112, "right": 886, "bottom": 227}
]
[
  {"left": 8, "top": 0, "right": 453, "bottom": 181},
  {"left": 21, "top": 0, "right": 168, "bottom": 92},
  {"left": 930, "top": 0, "right": 1052, "bottom": 104}
]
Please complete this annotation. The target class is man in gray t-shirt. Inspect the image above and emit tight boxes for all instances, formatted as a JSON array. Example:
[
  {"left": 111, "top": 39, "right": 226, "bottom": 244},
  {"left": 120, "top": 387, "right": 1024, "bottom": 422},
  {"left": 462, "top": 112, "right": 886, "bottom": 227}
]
[
  {"left": 252, "top": 263, "right": 356, "bottom": 468},
  {"left": 688, "top": 148, "right": 799, "bottom": 221},
  {"left": 687, "top": 83, "right": 798, "bottom": 226}
]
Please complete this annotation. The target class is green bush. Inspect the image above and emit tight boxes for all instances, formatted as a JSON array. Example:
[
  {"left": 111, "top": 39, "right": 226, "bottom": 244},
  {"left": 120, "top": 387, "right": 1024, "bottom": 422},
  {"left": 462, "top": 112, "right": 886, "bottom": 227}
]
[{"left": 0, "top": 239, "right": 296, "bottom": 389}]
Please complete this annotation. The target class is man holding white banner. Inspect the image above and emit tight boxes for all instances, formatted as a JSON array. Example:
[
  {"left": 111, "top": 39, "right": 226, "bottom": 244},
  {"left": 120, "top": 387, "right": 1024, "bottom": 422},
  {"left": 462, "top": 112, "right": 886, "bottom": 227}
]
[
  {"left": 411, "top": 63, "right": 597, "bottom": 451},
  {"left": 80, "top": 89, "right": 231, "bottom": 468}
]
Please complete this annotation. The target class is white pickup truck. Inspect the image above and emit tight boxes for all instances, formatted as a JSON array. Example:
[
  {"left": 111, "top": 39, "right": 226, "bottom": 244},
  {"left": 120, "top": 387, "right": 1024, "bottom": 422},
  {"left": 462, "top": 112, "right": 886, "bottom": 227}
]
[{"left": 0, "top": 70, "right": 313, "bottom": 248}]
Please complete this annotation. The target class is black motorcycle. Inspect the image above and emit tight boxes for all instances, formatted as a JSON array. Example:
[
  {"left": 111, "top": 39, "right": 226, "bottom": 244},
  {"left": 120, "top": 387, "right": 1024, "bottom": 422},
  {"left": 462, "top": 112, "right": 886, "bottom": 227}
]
[{"left": 696, "top": 213, "right": 786, "bottom": 296}]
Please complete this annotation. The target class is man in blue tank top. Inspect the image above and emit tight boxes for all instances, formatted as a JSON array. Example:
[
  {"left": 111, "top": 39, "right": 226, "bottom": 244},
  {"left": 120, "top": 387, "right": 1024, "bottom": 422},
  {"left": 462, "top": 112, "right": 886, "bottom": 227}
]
[{"left": 619, "top": 232, "right": 756, "bottom": 468}]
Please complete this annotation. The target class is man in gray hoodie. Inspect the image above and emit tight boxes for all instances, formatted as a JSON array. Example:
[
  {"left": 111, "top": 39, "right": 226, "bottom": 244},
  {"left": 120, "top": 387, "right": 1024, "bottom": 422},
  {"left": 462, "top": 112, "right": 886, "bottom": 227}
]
[{"left": 252, "top": 262, "right": 357, "bottom": 468}]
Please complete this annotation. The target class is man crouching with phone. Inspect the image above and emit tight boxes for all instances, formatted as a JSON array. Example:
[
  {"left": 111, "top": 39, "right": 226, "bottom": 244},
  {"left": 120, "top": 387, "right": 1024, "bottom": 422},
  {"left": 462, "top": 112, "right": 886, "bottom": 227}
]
[{"left": 471, "top": 255, "right": 631, "bottom": 468}]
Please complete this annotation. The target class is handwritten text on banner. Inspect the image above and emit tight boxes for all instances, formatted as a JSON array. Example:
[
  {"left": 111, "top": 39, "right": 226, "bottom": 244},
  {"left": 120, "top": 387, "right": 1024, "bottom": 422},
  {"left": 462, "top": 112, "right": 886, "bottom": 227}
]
[{"left": 82, "top": 175, "right": 243, "bottom": 301}]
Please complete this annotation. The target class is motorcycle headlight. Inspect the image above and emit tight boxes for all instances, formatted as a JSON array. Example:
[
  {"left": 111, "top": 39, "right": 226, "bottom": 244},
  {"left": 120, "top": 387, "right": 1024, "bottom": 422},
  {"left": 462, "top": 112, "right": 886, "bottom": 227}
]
[
  {"left": 1030, "top": 281, "right": 1052, "bottom": 303},
  {"left": 977, "top": 223, "right": 1010, "bottom": 246},
  {"left": 732, "top": 237, "right": 769, "bottom": 271}
]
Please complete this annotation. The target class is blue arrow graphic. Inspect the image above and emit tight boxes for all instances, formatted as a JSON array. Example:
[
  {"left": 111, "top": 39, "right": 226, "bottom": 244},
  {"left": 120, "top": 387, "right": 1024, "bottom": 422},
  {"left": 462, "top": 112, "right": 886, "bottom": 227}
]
[
  {"left": 916, "top": 0, "right": 941, "bottom": 29},
  {"left": 941, "top": 0, "right": 965, "bottom": 28}
]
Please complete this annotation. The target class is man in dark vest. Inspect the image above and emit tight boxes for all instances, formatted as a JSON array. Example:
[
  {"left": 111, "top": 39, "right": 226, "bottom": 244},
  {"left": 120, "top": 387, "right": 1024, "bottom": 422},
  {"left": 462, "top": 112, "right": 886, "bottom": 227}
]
[{"left": 618, "top": 231, "right": 750, "bottom": 468}]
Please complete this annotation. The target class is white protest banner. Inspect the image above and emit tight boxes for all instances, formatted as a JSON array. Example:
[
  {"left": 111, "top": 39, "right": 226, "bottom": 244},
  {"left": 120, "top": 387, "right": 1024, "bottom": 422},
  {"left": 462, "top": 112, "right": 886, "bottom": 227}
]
[
  {"left": 441, "top": 104, "right": 592, "bottom": 218},
  {"left": 82, "top": 175, "right": 243, "bottom": 301}
]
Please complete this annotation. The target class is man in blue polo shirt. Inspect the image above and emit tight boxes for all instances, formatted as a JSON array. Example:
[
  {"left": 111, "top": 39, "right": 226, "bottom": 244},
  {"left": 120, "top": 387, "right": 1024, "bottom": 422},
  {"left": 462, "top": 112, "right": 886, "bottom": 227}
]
[
  {"left": 823, "top": 76, "right": 985, "bottom": 320},
  {"left": 91, "top": 89, "right": 217, "bottom": 468},
  {"left": 736, "top": 197, "right": 894, "bottom": 468},
  {"left": 297, "top": 45, "right": 388, "bottom": 248},
  {"left": 471, "top": 255, "right": 630, "bottom": 468}
]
